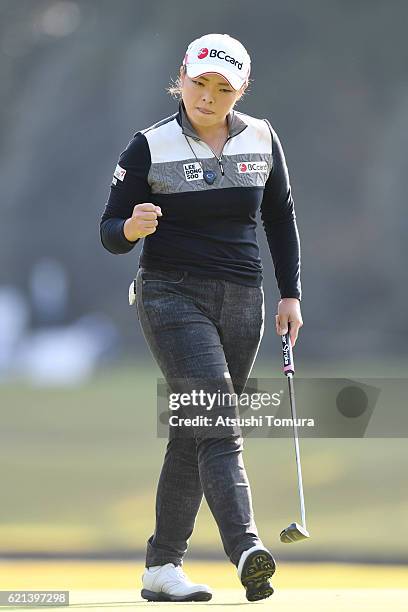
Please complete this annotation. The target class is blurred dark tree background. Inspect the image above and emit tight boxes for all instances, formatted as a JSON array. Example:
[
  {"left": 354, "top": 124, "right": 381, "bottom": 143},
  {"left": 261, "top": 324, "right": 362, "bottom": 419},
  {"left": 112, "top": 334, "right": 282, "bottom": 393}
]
[{"left": 1, "top": 0, "right": 407, "bottom": 364}]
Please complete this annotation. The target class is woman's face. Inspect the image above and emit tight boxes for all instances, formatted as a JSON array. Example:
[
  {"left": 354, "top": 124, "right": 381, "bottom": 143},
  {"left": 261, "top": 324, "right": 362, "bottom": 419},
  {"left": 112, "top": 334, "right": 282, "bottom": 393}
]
[{"left": 180, "top": 69, "right": 245, "bottom": 128}]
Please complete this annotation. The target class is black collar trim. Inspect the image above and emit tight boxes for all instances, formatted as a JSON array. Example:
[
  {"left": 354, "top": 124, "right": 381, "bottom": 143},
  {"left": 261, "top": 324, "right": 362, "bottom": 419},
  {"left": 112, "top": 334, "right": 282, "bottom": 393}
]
[{"left": 176, "top": 101, "right": 247, "bottom": 140}]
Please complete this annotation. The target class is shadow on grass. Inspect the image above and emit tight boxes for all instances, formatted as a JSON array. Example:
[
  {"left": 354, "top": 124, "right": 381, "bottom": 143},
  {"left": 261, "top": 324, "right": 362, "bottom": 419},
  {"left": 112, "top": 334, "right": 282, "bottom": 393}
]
[{"left": 0, "top": 601, "right": 252, "bottom": 609}]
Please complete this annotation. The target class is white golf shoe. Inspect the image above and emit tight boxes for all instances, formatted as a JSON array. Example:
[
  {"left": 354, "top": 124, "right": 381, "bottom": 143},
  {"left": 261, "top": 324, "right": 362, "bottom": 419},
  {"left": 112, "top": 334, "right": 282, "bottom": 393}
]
[
  {"left": 141, "top": 563, "right": 213, "bottom": 602},
  {"left": 237, "top": 545, "right": 276, "bottom": 601}
]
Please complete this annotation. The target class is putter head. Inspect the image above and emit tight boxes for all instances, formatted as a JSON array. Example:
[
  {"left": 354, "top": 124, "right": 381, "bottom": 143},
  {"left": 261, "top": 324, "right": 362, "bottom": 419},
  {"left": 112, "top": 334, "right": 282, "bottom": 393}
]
[{"left": 280, "top": 522, "right": 310, "bottom": 543}]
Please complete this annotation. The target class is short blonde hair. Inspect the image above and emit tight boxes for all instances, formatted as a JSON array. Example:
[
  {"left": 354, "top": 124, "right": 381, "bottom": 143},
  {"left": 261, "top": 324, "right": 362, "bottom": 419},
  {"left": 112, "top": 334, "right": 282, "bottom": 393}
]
[{"left": 167, "top": 66, "right": 186, "bottom": 99}]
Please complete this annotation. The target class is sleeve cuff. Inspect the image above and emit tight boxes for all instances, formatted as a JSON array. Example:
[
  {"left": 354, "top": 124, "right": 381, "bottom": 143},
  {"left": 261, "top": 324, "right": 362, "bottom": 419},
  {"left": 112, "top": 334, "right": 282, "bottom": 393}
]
[
  {"left": 280, "top": 294, "right": 301, "bottom": 302},
  {"left": 120, "top": 219, "right": 139, "bottom": 246}
]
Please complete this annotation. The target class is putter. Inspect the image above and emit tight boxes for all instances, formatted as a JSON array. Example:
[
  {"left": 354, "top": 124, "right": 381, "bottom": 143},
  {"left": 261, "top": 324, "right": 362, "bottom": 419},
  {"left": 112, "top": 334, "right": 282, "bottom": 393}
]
[{"left": 279, "top": 324, "right": 310, "bottom": 543}]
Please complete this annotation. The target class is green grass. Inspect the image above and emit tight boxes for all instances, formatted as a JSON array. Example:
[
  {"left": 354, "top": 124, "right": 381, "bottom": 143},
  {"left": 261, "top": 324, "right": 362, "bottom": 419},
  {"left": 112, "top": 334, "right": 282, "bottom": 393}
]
[{"left": 0, "top": 359, "right": 407, "bottom": 559}]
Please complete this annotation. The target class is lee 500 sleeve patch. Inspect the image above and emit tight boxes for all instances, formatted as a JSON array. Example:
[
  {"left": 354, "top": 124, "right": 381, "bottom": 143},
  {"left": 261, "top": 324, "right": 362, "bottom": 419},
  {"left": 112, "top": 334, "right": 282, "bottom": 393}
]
[{"left": 183, "top": 162, "right": 203, "bottom": 181}]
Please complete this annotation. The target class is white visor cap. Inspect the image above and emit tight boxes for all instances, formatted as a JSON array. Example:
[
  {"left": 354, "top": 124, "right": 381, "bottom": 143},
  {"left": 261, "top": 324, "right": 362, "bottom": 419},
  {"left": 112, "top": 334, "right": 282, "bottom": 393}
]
[{"left": 183, "top": 33, "right": 251, "bottom": 91}]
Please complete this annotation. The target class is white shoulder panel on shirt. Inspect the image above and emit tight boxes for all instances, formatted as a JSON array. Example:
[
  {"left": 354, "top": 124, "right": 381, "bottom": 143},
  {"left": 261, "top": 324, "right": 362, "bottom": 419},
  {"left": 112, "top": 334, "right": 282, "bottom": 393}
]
[
  {"left": 143, "top": 117, "right": 214, "bottom": 164},
  {"left": 143, "top": 111, "right": 272, "bottom": 164},
  {"left": 228, "top": 112, "right": 272, "bottom": 156}
]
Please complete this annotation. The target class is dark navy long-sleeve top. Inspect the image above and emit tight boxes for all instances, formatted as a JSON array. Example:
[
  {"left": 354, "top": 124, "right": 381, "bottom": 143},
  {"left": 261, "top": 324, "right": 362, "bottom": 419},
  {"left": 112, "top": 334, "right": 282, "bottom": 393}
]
[{"left": 100, "top": 102, "right": 301, "bottom": 300}]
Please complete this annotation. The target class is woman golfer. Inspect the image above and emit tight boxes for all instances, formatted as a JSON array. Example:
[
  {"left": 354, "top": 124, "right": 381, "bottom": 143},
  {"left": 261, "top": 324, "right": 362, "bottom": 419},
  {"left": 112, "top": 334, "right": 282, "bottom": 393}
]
[{"left": 100, "top": 33, "right": 302, "bottom": 602}]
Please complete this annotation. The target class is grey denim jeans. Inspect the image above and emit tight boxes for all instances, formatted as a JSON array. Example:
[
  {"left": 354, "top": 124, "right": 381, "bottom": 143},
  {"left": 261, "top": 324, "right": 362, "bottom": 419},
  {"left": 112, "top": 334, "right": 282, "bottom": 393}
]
[{"left": 135, "top": 266, "right": 265, "bottom": 568}]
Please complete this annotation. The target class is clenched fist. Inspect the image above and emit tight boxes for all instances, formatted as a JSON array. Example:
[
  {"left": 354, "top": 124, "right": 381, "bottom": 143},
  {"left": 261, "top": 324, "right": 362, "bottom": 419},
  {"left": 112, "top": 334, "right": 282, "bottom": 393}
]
[{"left": 123, "top": 203, "right": 162, "bottom": 241}]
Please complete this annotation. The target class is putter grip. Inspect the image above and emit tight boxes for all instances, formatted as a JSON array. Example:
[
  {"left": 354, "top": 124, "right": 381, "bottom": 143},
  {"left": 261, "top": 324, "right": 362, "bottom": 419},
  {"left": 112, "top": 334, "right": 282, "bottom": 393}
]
[{"left": 281, "top": 327, "right": 295, "bottom": 375}]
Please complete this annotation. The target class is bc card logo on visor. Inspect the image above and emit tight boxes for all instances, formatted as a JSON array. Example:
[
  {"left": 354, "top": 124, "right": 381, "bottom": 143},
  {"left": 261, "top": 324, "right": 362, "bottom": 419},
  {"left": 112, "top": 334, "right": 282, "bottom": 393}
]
[
  {"left": 238, "top": 161, "right": 268, "bottom": 173},
  {"left": 183, "top": 162, "right": 203, "bottom": 181}
]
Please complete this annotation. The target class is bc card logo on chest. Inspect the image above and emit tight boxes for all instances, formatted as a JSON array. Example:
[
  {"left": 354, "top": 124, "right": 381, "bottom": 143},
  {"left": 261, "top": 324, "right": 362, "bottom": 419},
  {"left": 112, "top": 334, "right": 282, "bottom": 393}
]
[
  {"left": 237, "top": 161, "right": 268, "bottom": 173},
  {"left": 183, "top": 162, "right": 203, "bottom": 181}
]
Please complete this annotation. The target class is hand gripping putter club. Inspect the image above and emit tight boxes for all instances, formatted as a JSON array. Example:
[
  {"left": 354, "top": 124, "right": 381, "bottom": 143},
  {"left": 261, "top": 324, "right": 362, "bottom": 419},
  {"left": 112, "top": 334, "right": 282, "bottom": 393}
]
[{"left": 279, "top": 325, "right": 310, "bottom": 543}]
